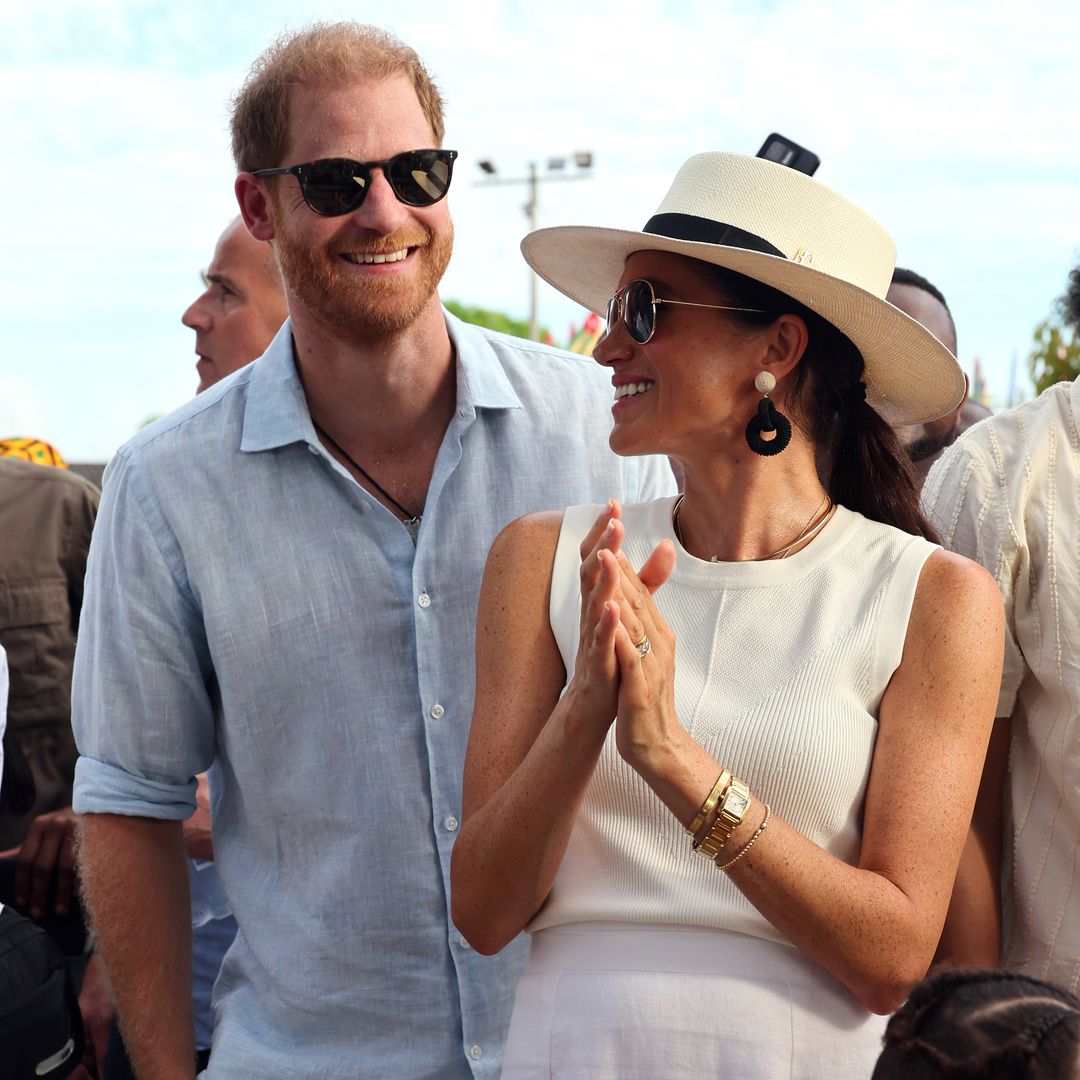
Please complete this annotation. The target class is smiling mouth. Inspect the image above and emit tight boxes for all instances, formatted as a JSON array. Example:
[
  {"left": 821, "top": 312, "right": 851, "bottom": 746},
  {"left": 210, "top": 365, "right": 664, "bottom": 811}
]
[
  {"left": 341, "top": 248, "right": 410, "bottom": 265},
  {"left": 614, "top": 380, "right": 655, "bottom": 400}
]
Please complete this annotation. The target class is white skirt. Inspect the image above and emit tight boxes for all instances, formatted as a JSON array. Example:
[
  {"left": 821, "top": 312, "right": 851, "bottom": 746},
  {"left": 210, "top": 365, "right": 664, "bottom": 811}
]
[{"left": 501, "top": 923, "right": 888, "bottom": 1079}]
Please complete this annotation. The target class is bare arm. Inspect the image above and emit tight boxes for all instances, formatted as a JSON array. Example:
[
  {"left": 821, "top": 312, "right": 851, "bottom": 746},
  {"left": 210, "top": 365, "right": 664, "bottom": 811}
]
[
  {"left": 451, "top": 504, "right": 674, "bottom": 953},
  {"left": 933, "top": 713, "right": 1008, "bottom": 968},
  {"left": 78, "top": 813, "right": 195, "bottom": 1080},
  {"left": 608, "top": 547, "right": 1005, "bottom": 1013},
  {"left": 182, "top": 773, "right": 214, "bottom": 861}
]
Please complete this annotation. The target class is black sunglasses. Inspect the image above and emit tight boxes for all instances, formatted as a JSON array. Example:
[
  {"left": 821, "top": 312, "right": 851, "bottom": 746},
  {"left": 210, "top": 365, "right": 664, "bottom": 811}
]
[
  {"left": 604, "top": 278, "right": 766, "bottom": 344},
  {"left": 252, "top": 149, "right": 459, "bottom": 217}
]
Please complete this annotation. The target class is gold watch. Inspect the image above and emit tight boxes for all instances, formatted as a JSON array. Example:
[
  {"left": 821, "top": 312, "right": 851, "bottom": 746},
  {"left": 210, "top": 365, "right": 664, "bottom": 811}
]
[{"left": 693, "top": 776, "right": 751, "bottom": 859}]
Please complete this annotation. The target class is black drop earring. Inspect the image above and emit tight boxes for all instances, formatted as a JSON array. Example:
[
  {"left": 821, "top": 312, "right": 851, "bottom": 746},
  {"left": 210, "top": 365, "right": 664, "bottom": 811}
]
[{"left": 744, "top": 371, "right": 792, "bottom": 456}]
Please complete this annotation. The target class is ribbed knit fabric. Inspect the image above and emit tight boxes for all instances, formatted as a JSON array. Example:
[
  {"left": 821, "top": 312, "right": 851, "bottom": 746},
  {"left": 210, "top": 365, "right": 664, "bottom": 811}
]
[
  {"left": 923, "top": 378, "right": 1080, "bottom": 994},
  {"left": 530, "top": 497, "right": 937, "bottom": 944}
]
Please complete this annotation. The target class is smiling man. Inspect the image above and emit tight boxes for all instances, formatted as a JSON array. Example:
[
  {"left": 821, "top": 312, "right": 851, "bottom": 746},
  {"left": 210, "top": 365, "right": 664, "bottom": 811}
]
[
  {"left": 71, "top": 22, "right": 672, "bottom": 1080},
  {"left": 181, "top": 218, "right": 288, "bottom": 394}
]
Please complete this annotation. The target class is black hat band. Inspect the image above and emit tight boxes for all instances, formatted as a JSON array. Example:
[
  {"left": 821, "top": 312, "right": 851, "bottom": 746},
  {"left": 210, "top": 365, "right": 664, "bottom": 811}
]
[{"left": 643, "top": 213, "right": 785, "bottom": 259}]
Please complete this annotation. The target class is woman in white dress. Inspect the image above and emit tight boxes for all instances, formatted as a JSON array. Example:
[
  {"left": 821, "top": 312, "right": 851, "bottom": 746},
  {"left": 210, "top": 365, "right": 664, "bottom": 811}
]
[{"left": 451, "top": 153, "right": 1005, "bottom": 1079}]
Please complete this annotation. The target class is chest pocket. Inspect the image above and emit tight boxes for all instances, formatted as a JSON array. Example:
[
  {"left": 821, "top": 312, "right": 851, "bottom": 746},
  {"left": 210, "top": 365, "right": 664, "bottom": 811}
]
[
  {"left": 0, "top": 579, "right": 68, "bottom": 630},
  {"left": 0, "top": 579, "right": 72, "bottom": 723}
]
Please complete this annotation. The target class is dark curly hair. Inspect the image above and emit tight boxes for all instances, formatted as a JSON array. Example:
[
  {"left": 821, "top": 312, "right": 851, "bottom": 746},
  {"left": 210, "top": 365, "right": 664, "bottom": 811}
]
[
  {"left": 1062, "top": 262, "right": 1080, "bottom": 332},
  {"left": 872, "top": 968, "right": 1080, "bottom": 1079}
]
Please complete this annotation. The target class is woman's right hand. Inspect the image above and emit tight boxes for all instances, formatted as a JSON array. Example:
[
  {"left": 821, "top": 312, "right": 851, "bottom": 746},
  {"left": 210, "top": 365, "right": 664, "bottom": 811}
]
[{"left": 566, "top": 501, "right": 626, "bottom": 725}]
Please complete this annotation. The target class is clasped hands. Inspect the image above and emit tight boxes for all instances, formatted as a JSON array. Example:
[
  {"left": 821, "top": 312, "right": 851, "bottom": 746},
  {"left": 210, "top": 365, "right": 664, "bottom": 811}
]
[{"left": 570, "top": 501, "right": 680, "bottom": 769}]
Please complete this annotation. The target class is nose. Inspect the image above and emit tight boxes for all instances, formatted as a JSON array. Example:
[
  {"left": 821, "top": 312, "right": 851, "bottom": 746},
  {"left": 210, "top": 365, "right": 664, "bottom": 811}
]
[
  {"left": 348, "top": 166, "right": 412, "bottom": 234},
  {"left": 182, "top": 292, "right": 213, "bottom": 333},
  {"left": 592, "top": 321, "right": 629, "bottom": 368}
]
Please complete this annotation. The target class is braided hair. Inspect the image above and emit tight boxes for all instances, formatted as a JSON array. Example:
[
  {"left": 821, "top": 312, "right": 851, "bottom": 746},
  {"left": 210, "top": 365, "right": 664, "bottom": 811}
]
[{"left": 872, "top": 968, "right": 1080, "bottom": 1079}]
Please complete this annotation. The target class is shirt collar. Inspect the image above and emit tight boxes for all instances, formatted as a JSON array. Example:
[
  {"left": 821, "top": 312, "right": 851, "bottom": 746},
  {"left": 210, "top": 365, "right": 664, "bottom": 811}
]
[
  {"left": 240, "top": 321, "right": 316, "bottom": 454},
  {"left": 240, "top": 309, "right": 524, "bottom": 455},
  {"left": 444, "top": 309, "right": 523, "bottom": 413}
]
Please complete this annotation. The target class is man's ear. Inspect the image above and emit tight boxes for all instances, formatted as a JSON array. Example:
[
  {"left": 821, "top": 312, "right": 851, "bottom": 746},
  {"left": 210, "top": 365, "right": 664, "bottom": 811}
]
[{"left": 235, "top": 174, "right": 275, "bottom": 242}]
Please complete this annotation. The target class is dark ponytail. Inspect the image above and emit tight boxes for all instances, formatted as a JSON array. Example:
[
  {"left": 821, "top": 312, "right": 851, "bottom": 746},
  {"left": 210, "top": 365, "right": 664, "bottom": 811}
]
[{"left": 709, "top": 264, "right": 939, "bottom": 543}]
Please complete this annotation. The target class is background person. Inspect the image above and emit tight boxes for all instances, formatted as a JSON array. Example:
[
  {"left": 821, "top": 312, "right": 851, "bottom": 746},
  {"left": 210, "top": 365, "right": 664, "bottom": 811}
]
[
  {"left": 72, "top": 22, "right": 673, "bottom": 1080},
  {"left": 0, "top": 444, "right": 106, "bottom": 1077},
  {"left": 452, "top": 151, "right": 1004, "bottom": 1078},
  {"left": 872, "top": 968, "right": 1080, "bottom": 1079},
  {"left": 181, "top": 216, "right": 289, "bottom": 394},
  {"left": 923, "top": 261, "right": 1080, "bottom": 995},
  {"left": 886, "top": 268, "right": 990, "bottom": 485}
]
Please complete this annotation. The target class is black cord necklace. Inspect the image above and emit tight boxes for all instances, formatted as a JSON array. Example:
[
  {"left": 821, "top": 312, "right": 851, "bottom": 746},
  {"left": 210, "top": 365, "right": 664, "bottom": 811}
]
[{"left": 311, "top": 419, "right": 422, "bottom": 541}]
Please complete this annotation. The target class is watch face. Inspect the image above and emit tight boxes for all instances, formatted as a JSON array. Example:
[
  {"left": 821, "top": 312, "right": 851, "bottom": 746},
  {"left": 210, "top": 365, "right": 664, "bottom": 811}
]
[{"left": 725, "top": 787, "right": 751, "bottom": 823}]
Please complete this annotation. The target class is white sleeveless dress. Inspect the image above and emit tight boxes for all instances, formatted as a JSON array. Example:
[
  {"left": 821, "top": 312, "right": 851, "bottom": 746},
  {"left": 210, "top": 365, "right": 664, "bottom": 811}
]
[{"left": 500, "top": 496, "right": 938, "bottom": 1079}]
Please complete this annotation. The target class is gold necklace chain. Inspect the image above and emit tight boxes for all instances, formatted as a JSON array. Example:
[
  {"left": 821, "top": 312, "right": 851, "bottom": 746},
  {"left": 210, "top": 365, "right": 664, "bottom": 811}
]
[{"left": 672, "top": 493, "right": 835, "bottom": 562}]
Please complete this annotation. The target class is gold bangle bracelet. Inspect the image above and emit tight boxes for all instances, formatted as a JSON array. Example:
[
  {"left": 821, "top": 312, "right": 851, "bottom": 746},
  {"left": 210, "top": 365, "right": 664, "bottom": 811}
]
[
  {"left": 716, "top": 804, "right": 771, "bottom": 871},
  {"left": 686, "top": 769, "right": 731, "bottom": 837}
]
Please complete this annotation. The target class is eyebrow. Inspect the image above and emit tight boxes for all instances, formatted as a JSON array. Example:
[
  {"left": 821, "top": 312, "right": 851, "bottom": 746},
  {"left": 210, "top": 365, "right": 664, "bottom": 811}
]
[{"left": 202, "top": 271, "right": 243, "bottom": 296}]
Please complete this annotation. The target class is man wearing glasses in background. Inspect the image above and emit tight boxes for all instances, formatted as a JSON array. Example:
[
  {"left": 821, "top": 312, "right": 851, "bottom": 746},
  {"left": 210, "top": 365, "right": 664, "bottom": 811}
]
[{"left": 72, "top": 21, "right": 672, "bottom": 1080}]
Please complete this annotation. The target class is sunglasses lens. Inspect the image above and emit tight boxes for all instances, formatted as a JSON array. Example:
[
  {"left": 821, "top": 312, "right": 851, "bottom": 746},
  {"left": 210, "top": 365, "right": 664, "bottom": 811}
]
[
  {"left": 625, "top": 280, "right": 655, "bottom": 343},
  {"left": 387, "top": 150, "right": 455, "bottom": 206},
  {"left": 301, "top": 159, "right": 370, "bottom": 216},
  {"left": 602, "top": 292, "right": 621, "bottom": 339}
]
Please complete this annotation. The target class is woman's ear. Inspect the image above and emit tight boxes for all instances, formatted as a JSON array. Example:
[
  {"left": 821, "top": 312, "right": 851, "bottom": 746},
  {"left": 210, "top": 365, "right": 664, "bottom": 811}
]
[
  {"left": 762, "top": 313, "right": 809, "bottom": 383},
  {"left": 235, "top": 174, "right": 276, "bottom": 242}
]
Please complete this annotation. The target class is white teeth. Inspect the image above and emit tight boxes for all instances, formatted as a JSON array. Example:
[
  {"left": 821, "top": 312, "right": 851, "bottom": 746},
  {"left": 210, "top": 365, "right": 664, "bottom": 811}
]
[
  {"left": 343, "top": 248, "right": 408, "bottom": 265},
  {"left": 614, "top": 380, "right": 655, "bottom": 400}
]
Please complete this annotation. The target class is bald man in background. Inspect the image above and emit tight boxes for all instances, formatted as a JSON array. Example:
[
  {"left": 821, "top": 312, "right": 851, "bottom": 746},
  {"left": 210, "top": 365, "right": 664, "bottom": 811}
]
[{"left": 182, "top": 217, "right": 289, "bottom": 394}]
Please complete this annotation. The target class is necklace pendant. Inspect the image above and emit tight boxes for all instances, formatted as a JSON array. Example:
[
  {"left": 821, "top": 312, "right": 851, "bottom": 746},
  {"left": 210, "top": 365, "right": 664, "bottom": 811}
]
[{"left": 403, "top": 515, "right": 421, "bottom": 544}]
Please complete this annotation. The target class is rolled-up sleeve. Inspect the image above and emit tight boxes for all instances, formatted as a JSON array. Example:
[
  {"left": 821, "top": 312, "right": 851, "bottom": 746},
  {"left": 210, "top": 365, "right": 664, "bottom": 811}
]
[
  {"left": 72, "top": 448, "right": 215, "bottom": 819},
  {"left": 923, "top": 440, "right": 1025, "bottom": 718}
]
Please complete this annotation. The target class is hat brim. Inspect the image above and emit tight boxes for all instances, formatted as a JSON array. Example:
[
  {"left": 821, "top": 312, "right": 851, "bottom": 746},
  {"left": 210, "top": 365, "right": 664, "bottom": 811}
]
[{"left": 521, "top": 226, "right": 965, "bottom": 427}]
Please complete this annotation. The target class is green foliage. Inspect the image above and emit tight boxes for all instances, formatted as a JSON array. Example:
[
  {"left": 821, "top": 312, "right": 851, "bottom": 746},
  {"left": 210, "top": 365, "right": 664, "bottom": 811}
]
[
  {"left": 1029, "top": 313, "right": 1080, "bottom": 396},
  {"left": 444, "top": 300, "right": 549, "bottom": 343}
]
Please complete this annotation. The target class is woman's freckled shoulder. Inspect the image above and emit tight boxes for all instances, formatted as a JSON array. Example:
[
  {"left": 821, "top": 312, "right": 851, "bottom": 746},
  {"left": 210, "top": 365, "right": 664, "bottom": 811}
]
[{"left": 915, "top": 548, "right": 1005, "bottom": 627}]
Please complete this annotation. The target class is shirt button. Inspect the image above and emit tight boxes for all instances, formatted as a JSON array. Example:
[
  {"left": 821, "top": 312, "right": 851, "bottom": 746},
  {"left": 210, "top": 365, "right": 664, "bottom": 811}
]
[
  {"left": 430, "top": 703, "right": 445, "bottom": 720},
  {"left": 444, "top": 816, "right": 458, "bottom": 832},
  {"left": 418, "top": 592, "right": 431, "bottom": 608},
  {"left": 469, "top": 1045, "right": 482, "bottom": 1061},
  {"left": 458, "top": 935, "right": 471, "bottom": 950},
  {"left": 307, "top": 444, "right": 319, "bottom": 455}
]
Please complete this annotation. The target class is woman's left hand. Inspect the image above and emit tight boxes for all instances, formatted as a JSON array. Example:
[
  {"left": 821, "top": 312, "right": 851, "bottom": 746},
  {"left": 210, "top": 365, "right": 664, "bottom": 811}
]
[{"left": 598, "top": 540, "right": 680, "bottom": 771}]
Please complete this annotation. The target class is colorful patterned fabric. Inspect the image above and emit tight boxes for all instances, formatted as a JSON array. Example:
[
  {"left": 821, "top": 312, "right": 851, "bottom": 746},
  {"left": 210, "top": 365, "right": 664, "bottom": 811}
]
[{"left": 0, "top": 438, "right": 68, "bottom": 469}]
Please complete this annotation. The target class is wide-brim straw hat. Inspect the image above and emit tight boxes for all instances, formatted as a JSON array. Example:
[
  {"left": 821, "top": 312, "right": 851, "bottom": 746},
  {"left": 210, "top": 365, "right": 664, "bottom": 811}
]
[{"left": 521, "top": 152, "right": 964, "bottom": 426}]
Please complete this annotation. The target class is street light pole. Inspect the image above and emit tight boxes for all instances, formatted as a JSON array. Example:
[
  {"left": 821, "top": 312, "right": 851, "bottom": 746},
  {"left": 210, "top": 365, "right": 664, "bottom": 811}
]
[
  {"left": 527, "top": 162, "right": 539, "bottom": 340},
  {"left": 475, "top": 153, "right": 593, "bottom": 341}
]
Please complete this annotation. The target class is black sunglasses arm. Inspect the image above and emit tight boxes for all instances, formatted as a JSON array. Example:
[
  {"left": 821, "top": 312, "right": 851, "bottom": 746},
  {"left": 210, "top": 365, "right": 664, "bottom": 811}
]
[{"left": 251, "top": 166, "right": 300, "bottom": 178}]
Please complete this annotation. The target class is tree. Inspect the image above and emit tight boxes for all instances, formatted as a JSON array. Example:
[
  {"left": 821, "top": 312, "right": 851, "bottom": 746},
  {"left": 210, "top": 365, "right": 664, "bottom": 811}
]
[
  {"left": 444, "top": 301, "right": 552, "bottom": 344},
  {"left": 1028, "top": 308, "right": 1080, "bottom": 396}
]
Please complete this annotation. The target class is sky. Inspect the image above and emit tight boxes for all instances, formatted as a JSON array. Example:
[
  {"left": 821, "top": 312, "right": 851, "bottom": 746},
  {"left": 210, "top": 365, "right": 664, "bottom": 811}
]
[{"left": 3, "top": 0, "right": 1078, "bottom": 462}]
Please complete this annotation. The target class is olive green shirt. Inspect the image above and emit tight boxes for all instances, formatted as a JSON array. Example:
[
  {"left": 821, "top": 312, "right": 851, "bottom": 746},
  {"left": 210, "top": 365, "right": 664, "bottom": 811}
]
[{"left": 0, "top": 459, "right": 98, "bottom": 848}]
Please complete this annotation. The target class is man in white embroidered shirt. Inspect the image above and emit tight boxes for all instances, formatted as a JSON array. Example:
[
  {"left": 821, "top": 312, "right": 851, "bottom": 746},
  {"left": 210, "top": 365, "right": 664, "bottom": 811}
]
[
  {"left": 922, "top": 262, "right": 1080, "bottom": 994},
  {"left": 71, "top": 22, "right": 673, "bottom": 1080}
]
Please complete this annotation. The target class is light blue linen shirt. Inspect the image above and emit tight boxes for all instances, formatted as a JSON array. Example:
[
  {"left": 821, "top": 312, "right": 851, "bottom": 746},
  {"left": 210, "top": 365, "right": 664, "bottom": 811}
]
[{"left": 72, "top": 312, "right": 674, "bottom": 1079}]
